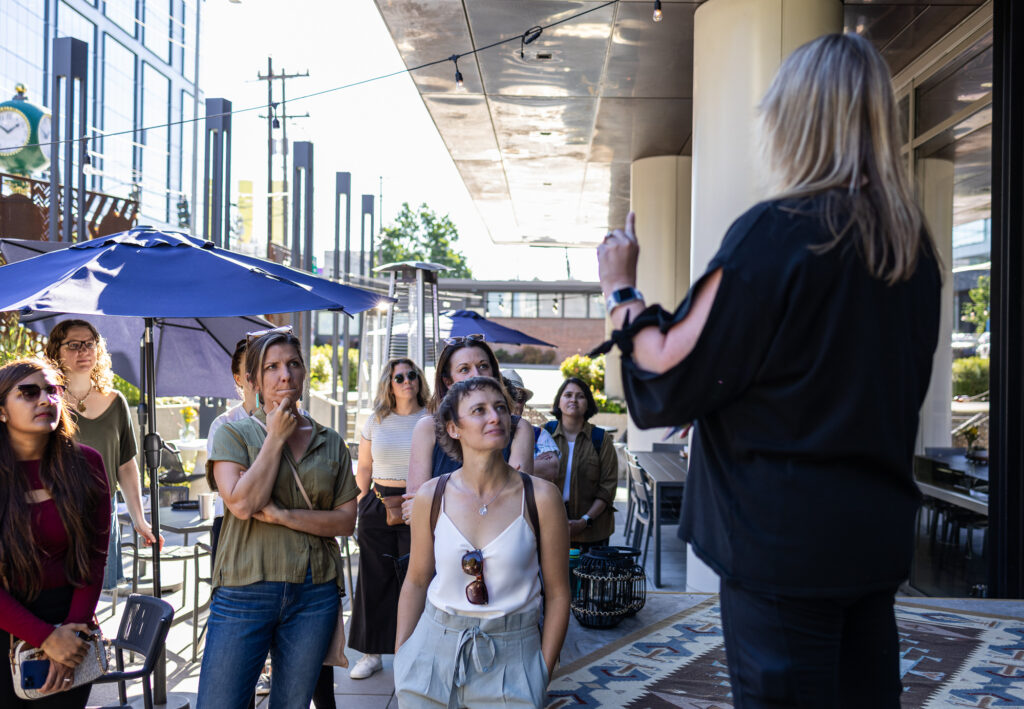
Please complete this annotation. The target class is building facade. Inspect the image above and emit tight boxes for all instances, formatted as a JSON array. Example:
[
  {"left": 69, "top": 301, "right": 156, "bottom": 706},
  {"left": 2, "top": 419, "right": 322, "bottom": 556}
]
[{"left": 0, "top": 0, "right": 200, "bottom": 226}]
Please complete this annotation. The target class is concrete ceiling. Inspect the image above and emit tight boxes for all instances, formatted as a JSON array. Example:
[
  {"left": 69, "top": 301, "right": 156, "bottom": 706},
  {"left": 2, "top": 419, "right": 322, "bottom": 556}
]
[{"left": 374, "top": 0, "right": 986, "bottom": 248}]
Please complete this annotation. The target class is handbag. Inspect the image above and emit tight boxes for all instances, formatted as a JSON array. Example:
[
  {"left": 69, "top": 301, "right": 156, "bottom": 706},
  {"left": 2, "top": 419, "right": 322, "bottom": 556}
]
[
  {"left": 374, "top": 485, "right": 405, "bottom": 526},
  {"left": 281, "top": 450, "right": 349, "bottom": 668},
  {"left": 10, "top": 628, "right": 109, "bottom": 700}
]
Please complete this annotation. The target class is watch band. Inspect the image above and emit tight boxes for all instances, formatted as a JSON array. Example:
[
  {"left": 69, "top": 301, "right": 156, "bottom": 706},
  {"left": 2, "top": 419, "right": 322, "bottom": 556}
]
[
  {"left": 606, "top": 286, "right": 644, "bottom": 313},
  {"left": 581, "top": 514, "right": 593, "bottom": 527}
]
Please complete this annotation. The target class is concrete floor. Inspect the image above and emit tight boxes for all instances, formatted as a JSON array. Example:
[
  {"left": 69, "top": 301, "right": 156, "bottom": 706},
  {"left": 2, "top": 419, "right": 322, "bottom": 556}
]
[{"left": 85, "top": 482, "right": 1021, "bottom": 708}]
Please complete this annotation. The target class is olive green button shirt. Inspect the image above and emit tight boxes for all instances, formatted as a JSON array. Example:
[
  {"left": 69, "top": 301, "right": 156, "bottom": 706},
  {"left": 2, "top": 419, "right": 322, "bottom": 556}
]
[
  {"left": 206, "top": 409, "right": 357, "bottom": 589},
  {"left": 551, "top": 420, "right": 619, "bottom": 543}
]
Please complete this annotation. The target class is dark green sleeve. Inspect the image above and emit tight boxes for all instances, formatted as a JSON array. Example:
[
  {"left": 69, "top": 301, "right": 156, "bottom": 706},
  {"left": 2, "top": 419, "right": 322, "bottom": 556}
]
[
  {"left": 205, "top": 423, "right": 252, "bottom": 491},
  {"left": 596, "top": 432, "right": 619, "bottom": 505},
  {"left": 116, "top": 393, "right": 138, "bottom": 468}
]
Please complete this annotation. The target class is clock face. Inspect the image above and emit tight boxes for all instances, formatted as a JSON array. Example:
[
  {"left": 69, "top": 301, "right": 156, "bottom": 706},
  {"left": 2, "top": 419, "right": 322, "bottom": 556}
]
[
  {"left": 0, "top": 107, "right": 30, "bottom": 156},
  {"left": 37, "top": 115, "right": 52, "bottom": 162}
]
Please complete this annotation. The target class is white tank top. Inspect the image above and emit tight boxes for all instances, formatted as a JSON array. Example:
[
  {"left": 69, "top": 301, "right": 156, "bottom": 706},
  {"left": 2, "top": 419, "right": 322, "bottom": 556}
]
[{"left": 426, "top": 489, "right": 542, "bottom": 618}]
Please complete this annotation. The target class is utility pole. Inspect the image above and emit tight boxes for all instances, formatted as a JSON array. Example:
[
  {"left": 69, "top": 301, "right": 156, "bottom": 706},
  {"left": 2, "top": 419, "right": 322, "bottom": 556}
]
[{"left": 256, "top": 59, "right": 309, "bottom": 258}]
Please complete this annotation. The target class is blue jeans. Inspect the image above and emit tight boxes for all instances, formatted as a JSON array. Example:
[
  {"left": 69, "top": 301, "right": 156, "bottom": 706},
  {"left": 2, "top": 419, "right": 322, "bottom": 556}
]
[{"left": 197, "top": 569, "right": 338, "bottom": 709}]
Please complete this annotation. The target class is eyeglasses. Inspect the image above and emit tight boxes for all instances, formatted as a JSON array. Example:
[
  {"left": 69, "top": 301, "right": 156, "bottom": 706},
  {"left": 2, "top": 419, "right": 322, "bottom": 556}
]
[
  {"left": 461, "top": 549, "right": 488, "bottom": 605},
  {"left": 60, "top": 340, "right": 96, "bottom": 352},
  {"left": 443, "top": 333, "right": 486, "bottom": 347},
  {"left": 15, "top": 383, "right": 65, "bottom": 403},
  {"left": 245, "top": 325, "right": 293, "bottom": 345},
  {"left": 393, "top": 371, "right": 418, "bottom": 384}
]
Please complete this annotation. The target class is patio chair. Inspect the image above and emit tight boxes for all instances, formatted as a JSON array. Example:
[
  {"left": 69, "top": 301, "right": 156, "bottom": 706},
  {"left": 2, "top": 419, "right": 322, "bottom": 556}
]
[
  {"left": 622, "top": 451, "right": 638, "bottom": 541},
  {"left": 157, "top": 443, "right": 204, "bottom": 486},
  {"left": 92, "top": 594, "right": 174, "bottom": 709},
  {"left": 626, "top": 459, "right": 654, "bottom": 570}
]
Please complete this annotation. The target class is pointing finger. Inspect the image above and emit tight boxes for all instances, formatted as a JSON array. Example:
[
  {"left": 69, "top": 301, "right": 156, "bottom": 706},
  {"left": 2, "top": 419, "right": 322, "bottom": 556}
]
[{"left": 625, "top": 211, "right": 637, "bottom": 241}]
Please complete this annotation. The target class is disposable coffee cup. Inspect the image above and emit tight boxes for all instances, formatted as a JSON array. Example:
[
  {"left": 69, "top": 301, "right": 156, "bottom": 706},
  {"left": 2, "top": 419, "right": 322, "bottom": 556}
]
[{"left": 199, "top": 492, "right": 216, "bottom": 520}]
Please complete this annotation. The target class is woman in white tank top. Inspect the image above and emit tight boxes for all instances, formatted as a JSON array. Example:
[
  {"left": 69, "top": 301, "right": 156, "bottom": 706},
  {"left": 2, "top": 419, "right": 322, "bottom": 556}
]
[{"left": 394, "top": 377, "right": 570, "bottom": 708}]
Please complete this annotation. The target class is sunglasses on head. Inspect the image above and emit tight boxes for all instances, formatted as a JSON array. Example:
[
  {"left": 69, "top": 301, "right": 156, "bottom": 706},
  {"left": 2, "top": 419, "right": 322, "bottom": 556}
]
[
  {"left": 443, "top": 333, "right": 486, "bottom": 347},
  {"left": 393, "top": 370, "right": 418, "bottom": 384},
  {"left": 461, "top": 549, "right": 488, "bottom": 605},
  {"left": 61, "top": 339, "right": 96, "bottom": 352},
  {"left": 246, "top": 325, "right": 293, "bottom": 345},
  {"left": 15, "top": 383, "right": 64, "bottom": 403}
]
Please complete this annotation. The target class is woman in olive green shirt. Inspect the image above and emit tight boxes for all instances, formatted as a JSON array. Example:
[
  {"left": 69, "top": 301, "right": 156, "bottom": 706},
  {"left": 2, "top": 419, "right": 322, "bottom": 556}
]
[{"left": 198, "top": 329, "right": 358, "bottom": 709}]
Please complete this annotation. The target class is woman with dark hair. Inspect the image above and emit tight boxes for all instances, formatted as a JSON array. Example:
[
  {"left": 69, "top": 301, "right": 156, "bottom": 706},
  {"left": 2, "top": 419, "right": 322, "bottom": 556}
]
[
  {"left": 394, "top": 377, "right": 569, "bottom": 708},
  {"left": 0, "top": 358, "right": 109, "bottom": 707},
  {"left": 548, "top": 377, "right": 618, "bottom": 550},
  {"left": 348, "top": 358, "right": 430, "bottom": 680},
  {"left": 45, "top": 319, "right": 159, "bottom": 590},
  {"left": 402, "top": 336, "right": 534, "bottom": 523},
  {"left": 198, "top": 329, "right": 359, "bottom": 709},
  {"left": 596, "top": 33, "right": 940, "bottom": 706}
]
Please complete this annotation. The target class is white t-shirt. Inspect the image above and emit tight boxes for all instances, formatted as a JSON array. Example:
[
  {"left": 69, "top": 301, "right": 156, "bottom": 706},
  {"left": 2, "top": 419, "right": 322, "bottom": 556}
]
[{"left": 562, "top": 441, "right": 576, "bottom": 502}]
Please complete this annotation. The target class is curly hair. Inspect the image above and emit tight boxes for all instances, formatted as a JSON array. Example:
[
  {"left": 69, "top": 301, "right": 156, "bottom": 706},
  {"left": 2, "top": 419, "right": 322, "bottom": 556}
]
[
  {"left": 44, "top": 319, "right": 115, "bottom": 394},
  {"left": 0, "top": 358, "right": 104, "bottom": 599},
  {"left": 372, "top": 358, "right": 430, "bottom": 423},
  {"left": 434, "top": 377, "right": 511, "bottom": 464}
]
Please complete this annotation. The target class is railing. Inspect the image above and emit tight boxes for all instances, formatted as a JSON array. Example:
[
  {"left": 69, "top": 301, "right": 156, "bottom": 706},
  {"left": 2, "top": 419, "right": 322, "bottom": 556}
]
[{"left": 0, "top": 171, "right": 139, "bottom": 241}]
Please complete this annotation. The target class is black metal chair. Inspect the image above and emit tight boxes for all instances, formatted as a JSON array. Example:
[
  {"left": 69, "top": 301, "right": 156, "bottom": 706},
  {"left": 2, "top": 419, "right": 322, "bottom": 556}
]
[
  {"left": 156, "top": 444, "right": 204, "bottom": 486},
  {"left": 92, "top": 594, "right": 174, "bottom": 709},
  {"left": 626, "top": 459, "right": 654, "bottom": 569}
]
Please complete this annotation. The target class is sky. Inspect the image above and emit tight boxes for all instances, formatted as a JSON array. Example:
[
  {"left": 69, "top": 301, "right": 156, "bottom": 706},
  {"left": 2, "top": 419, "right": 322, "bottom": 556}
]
[{"left": 199, "top": 0, "right": 600, "bottom": 282}]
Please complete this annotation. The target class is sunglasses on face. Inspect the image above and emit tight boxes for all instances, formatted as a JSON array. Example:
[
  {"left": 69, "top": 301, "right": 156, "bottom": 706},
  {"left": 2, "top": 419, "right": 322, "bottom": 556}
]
[
  {"left": 393, "top": 371, "right": 418, "bottom": 384},
  {"left": 61, "top": 340, "right": 96, "bottom": 352},
  {"left": 15, "top": 383, "right": 65, "bottom": 403},
  {"left": 443, "top": 333, "right": 486, "bottom": 347},
  {"left": 462, "top": 549, "right": 488, "bottom": 605}
]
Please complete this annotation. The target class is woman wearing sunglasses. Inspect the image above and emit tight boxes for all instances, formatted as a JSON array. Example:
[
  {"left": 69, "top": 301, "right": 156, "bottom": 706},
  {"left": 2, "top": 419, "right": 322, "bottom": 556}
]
[
  {"left": 403, "top": 335, "right": 534, "bottom": 523},
  {"left": 198, "top": 329, "right": 359, "bottom": 709},
  {"left": 45, "top": 320, "right": 160, "bottom": 592},
  {"left": 348, "top": 358, "right": 430, "bottom": 680},
  {"left": 0, "top": 358, "right": 109, "bottom": 707},
  {"left": 395, "top": 377, "right": 569, "bottom": 708}
]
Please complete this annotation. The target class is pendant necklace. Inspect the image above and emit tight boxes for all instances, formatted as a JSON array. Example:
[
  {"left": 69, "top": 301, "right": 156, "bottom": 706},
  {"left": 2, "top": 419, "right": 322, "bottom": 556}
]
[
  {"left": 67, "top": 385, "right": 93, "bottom": 413},
  {"left": 476, "top": 474, "right": 512, "bottom": 516}
]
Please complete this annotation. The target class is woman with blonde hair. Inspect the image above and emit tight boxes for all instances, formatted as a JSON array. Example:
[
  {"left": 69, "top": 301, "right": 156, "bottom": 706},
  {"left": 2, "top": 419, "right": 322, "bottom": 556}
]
[
  {"left": 596, "top": 33, "right": 940, "bottom": 707},
  {"left": 45, "top": 319, "right": 159, "bottom": 591},
  {"left": 348, "top": 358, "right": 430, "bottom": 680}
]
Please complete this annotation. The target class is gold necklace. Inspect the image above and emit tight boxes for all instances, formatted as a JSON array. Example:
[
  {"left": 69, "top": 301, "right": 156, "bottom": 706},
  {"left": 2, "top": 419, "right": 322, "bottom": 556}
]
[{"left": 66, "top": 385, "right": 93, "bottom": 413}]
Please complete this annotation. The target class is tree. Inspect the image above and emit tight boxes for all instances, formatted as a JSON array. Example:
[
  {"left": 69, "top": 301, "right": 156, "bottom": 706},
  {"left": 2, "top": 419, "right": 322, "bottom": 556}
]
[
  {"left": 379, "top": 203, "right": 473, "bottom": 278},
  {"left": 961, "top": 274, "right": 990, "bottom": 334}
]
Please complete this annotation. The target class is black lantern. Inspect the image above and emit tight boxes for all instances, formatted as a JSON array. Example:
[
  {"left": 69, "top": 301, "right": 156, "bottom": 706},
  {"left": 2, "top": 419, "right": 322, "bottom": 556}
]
[{"left": 571, "top": 546, "right": 647, "bottom": 628}]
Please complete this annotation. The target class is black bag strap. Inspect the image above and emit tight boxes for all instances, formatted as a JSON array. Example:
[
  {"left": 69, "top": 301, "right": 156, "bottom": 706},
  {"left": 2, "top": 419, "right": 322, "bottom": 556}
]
[
  {"left": 429, "top": 473, "right": 452, "bottom": 533},
  {"left": 520, "top": 472, "right": 541, "bottom": 571}
]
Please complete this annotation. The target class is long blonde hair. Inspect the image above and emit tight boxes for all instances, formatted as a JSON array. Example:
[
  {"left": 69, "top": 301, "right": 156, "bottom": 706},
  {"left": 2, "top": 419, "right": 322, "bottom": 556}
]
[
  {"left": 759, "top": 33, "right": 937, "bottom": 284},
  {"left": 44, "top": 319, "right": 115, "bottom": 394},
  {"left": 372, "top": 358, "right": 429, "bottom": 423}
]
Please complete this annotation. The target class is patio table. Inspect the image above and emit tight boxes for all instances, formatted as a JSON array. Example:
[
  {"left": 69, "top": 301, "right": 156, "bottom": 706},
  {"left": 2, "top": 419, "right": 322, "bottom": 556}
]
[{"left": 633, "top": 451, "right": 688, "bottom": 588}]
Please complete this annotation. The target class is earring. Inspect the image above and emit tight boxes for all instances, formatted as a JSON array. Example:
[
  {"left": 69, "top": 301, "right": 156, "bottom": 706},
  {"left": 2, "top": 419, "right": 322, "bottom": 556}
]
[{"left": 453, "top": 433, "right": 459, "bottom": 439}]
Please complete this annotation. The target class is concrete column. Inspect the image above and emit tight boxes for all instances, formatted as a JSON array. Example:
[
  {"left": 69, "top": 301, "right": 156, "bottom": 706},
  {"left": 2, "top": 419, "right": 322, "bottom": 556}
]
[
  {"left": 917, "top": 158, "right": 955, "bottom": 449},
  {"left": 686, "top": 0, "right": 841, "bottom": 592},
  {"left": 610, "top": 155, "right": 692, "bottom": 451}
]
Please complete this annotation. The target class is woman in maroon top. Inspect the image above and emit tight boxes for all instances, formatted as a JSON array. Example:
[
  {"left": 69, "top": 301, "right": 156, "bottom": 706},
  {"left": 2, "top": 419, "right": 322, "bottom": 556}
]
[{"left": 0, "top": 358, "right": 110, "bottom": 707}]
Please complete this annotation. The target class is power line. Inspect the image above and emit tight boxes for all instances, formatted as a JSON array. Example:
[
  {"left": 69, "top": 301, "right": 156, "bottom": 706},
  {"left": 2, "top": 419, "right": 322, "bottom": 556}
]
[{"left": 17, "top": 0, "right": 624, "bottom": 152}]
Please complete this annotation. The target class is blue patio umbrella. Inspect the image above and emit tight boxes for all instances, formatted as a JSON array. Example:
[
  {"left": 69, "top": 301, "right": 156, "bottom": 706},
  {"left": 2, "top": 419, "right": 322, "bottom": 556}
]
[
  {"left": 445, "top": 309, "right": 556, "bottom": 348},
  {"left": 0, "top": 226, "right": 388, "bottom": 682}
]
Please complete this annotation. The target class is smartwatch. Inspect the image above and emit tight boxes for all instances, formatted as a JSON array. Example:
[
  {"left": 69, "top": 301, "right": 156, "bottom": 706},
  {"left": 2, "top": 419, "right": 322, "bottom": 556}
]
[
  {"left": 581, "top": 514, "right": 593, "bottom": 528},
  {"left": 605, "top": 287, "right": 644, "bottom": 314}
]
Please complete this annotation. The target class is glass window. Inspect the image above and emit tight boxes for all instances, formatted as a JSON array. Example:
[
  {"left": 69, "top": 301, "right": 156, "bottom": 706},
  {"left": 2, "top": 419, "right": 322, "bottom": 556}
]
[
  {"left": 179, "top": 90, "right": 195, "bottom": 225},
  {"left": 100, "top": 35, "right": 135, "bottom": 198},
  {"left": 0, "top": 0, "right": 46, "bottom": 108},
  {"left": 513, "top": 292, "right": 537, "bottom": 318},
  {"left": 485, "top": 292, "right": 512, "bottom": 318},
  {"left": 57, "top": 2, "right": 98, "bottom": 164},
  {"left": 563, "top": 293, "right": 587, "bottom": 318},
  {"left": 588, "top": 293, "right": 604, "bottom": 318},
  {"left": 143, "top": 0, "right": 170, "bottom": 62},
  {"left": 105, "top": 0, "right": 137, "bottom": 36},
  {"left": 539, "top": 293, "right": 560, "bottom": 317},
  {"left": 181, "top": 0, "right": 197, "bottom": 80},
  {"left": 141, "top": 63, "right": 170, "bottom": 222},
  {"left": 915, "top": 32, "right": 992, "bottom": 138}
]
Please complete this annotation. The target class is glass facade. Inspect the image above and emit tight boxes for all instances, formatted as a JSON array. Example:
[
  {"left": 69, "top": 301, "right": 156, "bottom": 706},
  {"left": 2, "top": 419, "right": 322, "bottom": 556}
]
[
  {"left": 484, "top": 290, "right": 602, "bottom": 319},
  {"left": 0, "top": 0, "right": 200, "bottom": 227}
]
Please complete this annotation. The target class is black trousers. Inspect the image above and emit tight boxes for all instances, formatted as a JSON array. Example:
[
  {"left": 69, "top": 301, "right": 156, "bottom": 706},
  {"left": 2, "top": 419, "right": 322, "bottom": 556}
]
[
  {"left": 719, "top": 579, "right": 902, "bottom": 709},
  {"left": 348, "top": 486, "right": 410, "bottom": 654},
  {"left": 0, "top": 587, "right": 94, "bottom": 709}
]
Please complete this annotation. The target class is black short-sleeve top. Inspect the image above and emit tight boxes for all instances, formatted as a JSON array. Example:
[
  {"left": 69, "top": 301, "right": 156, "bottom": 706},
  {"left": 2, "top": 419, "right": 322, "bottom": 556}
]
[{"left": 610, "top": 192, "right": 941, "bottom": 596}]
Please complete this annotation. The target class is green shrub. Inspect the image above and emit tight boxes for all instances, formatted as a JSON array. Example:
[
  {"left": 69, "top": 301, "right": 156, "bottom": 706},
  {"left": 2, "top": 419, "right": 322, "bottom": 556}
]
[
  {"left": 310, "top": 345, "right": 359, "bottom": 394},
  {"left": 494, "top": 346, "right": 556, "bottom": 365},
  {"left": 0, "top": 315, "right": 45, "bottom": 366},
  {"left": 952, "top": 356, "right": 989, "bottom": 398},
  {"left": 113, "top": 375, "right": 141, "bottom": 406}
]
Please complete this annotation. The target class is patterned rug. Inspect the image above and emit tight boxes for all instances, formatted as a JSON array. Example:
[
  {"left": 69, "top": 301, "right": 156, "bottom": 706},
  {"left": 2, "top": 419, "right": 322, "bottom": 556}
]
[{"left": 547, "top": 597, "right": 1024, "bottom": 708}]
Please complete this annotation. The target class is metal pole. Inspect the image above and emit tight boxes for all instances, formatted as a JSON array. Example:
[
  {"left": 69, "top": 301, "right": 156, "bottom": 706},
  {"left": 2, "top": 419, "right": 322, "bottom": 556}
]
[
  {"left": 48, "top": 77, "right": 61, "bottom": 241},
  {"left": 281, "top": 72, "right": 289, "bottom": 250},
  {"left": 341, "top": 175, "right": 352, "bottom": 426},
  {"left": 332, "top": 172, "right": 350, "bottom": 433},
  {"left": 75, "top": 66, "right": 86, "bottom": 241},
  {"left": 266, "top": 56, "right": 273, "bottom": 250},
  {"left": 189, "top": 1, "right": 201, "bottom": 235}
]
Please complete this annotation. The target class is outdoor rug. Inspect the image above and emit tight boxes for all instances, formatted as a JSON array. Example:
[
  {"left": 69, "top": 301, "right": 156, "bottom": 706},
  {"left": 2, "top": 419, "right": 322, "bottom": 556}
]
[{"left": 546, "top": 597, "right": 1024, "bottom": 708}]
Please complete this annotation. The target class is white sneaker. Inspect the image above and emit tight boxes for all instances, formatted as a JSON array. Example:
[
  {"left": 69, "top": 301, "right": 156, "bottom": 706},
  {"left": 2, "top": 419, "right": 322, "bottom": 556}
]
[{"left": 349, "top": 653, "right": 382, "bottom": 679}]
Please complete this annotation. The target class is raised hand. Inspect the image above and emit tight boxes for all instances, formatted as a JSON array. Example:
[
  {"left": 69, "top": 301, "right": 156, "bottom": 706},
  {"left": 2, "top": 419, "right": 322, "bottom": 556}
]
[
  {"left": 597, "top": 210, "right": 640, "bottom": 295},
  {"left": 265, "top": 397, "right": 298, "bottom": 440}
]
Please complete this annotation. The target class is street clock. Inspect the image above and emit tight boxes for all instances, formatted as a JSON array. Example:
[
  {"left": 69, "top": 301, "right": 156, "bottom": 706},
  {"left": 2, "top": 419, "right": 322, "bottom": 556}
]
[{"left": 0, "top": 84, "right": 52, "bottom": 176}]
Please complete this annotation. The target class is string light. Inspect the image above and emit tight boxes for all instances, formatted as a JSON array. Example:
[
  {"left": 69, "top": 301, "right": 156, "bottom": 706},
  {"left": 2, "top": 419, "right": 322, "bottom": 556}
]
[
  {"left": 450, "top": 55, "right": 465, "bottom": 91},
  {"left": 653, "top": 0, "right": 663, "bottom": 22},
  {"left": 520, "top": 25, "right": 543, "bottom": 59}
]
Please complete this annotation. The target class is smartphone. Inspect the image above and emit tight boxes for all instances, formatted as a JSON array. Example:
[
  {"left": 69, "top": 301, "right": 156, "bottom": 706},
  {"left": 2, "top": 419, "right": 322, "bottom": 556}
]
[{"left": 20, "top": 659, "right": 50, "bottom": 690}]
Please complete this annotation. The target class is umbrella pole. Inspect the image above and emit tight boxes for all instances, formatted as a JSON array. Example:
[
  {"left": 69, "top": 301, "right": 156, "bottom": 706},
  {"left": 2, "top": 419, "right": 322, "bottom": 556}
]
[{"left": 141, "top": 317, "right": 169, "bottom": 704}]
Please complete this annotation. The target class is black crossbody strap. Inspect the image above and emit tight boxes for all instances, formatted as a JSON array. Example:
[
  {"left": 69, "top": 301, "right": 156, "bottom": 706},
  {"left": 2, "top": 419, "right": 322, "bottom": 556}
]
[{"left": 429, "top": 473, "right": 451, "bottom": 533}]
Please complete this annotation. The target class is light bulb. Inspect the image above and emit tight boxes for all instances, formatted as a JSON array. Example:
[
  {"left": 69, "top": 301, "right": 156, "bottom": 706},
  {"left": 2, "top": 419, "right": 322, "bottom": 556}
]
[
  {"left": 455, "top": 69, "right": 465, "bottom": 91},
  {"left": 653, "top": 0, "right": 663, "bottom": 22}
]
